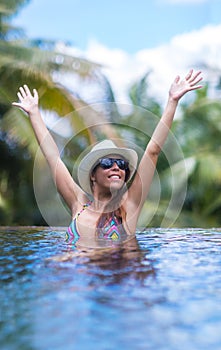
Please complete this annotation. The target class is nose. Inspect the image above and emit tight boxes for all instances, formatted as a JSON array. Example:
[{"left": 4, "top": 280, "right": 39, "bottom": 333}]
[{"left": 111, "top": 161, "right": 120, "bottom": 170}]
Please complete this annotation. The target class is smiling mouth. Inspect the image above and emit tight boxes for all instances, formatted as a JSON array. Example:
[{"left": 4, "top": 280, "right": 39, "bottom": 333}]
[{"left": 108, "top": 175, "right": 121, "bottom": 180}]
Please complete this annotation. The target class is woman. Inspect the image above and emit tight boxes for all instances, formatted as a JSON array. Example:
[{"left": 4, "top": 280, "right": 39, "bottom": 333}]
[{"left": 12, "top": 69, "right": 203, "bottom": 248}]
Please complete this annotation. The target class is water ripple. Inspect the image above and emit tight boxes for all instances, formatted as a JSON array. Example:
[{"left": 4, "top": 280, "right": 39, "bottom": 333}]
[{"left": 1, "top": 227, "right": 221, "bottom": 350}]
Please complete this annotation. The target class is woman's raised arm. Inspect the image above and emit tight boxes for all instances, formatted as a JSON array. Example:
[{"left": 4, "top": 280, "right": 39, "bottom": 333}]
[
  {"left": 12, "top": 85, "right": 83, "bottom": 211},
  {"left": 128, "top": 69, "right": 203, "bottom": 209}
]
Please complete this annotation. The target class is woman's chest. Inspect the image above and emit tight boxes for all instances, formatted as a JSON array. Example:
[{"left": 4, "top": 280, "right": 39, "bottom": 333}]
[{"left": 76, "top": 209, "right": 100, "bottom": 235}]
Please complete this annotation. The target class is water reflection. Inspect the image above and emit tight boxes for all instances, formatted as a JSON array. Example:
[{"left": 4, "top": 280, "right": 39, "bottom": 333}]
[
  {"left": 1, "top": 227, "right": 221, "bottom": 350},
  {"left": 48, "top": 234, "right": 156, "bottom": 285}
]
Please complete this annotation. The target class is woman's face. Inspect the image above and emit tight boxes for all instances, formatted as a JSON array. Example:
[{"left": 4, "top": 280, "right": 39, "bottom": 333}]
[{"left": 90, "top": 155, "right": 128, "bottom": 194}]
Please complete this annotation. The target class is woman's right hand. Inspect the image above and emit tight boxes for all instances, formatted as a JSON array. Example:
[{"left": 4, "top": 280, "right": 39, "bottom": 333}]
[{"left": 12, "top": 85, "right": 39, "bottom": 115}]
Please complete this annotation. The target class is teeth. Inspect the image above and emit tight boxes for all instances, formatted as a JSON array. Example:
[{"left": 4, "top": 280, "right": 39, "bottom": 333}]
[{"left": 110, "top": 175, "right": 120, "bottom": 179}]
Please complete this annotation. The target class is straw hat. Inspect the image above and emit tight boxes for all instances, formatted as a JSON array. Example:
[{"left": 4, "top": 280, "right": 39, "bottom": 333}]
[{"left": 77, "top": 140, "right": 138, "bottom": 195}]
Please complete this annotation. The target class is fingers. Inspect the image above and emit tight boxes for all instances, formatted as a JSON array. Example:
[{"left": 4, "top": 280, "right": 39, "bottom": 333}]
[
  {"left": 185, "top": 69, "right": 193, "bottom": 81},
  {"left": 186, "top": 69, "right": 203, "bottom": 85},
  {"left": 23, "top": 84, "right": 32, "bottom": 96},
  {"left": 12, "top": 84, "right": 38, "bottom": 108},
  {"left": 16, "top": 84, "right": 36, "bottom": 99},
  {"left": 17, "top": 91, "right": 23, "bottom": 101},
  {"left": 17, "top": 85, "right": 30, "bottom": 99},
  {"left": 18, "top": 86, "right": 26, "bottom": 99},
  {"left": 33, "top": 88, "right": 38, "bottom": 99},
  {"left": 174, "top": 75, "right": 180, "bottom": 84},
  {"left": 190, "top": 71, "right": 202, "bottom": 85},
  {"left": 174, "top": 70, "right": 203, "bottom": 89},
  {"left": 11, "top": 102, "right": 20, "bottom": 107},
  {"left": 192, "top": 77, "right": 203, "bottom": 88}
]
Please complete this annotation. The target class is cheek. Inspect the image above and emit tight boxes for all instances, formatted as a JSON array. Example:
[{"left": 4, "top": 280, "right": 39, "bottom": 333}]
[{"left": 91, "top": 168, "right": 105, "bottom": 182}]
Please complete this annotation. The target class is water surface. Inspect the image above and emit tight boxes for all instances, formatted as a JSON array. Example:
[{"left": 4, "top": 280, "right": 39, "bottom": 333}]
[{"left": 1, "top": 227, "right": 221, "bottom": 350}]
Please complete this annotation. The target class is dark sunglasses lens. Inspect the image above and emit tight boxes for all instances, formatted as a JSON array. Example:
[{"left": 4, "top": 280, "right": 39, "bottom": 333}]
[
  {"left": 99, "top": 158, "right": 128, "bottom": 170},
  {"left": 99, "top": 158, "right": 113, "bottom": 169},
  {"left": 115, "top": 159, "right": 128, "bottom": 170}
]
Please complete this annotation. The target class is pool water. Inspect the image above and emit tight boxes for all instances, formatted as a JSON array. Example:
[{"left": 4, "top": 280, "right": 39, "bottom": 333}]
[{"left": 1, "top": 227, "right": 221, "bottom": 350}]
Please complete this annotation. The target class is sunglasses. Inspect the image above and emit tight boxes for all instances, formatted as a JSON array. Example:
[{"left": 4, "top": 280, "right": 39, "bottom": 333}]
[{"left": 96, "top": 157, "right": 129, "bottom": 170}]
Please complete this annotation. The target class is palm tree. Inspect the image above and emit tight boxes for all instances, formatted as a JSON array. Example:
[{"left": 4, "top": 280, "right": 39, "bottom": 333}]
[
  {"left": 172, "top": 86, "right": 221, "bottom": 227},
  {"left": 123, "top": 71, "right": 221, "bottom": 228},
  {"left": 0, "top": 0, "right": 120, "bottom": 225}
]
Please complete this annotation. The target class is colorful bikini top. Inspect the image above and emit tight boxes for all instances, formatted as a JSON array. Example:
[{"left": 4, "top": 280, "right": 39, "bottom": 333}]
[{"left": 66, "top": 201, "right": 128, "bottom": 246}]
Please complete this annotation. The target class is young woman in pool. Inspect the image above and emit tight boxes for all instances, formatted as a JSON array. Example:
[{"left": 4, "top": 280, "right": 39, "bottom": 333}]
[{"left": 13, "top": 69, "right": 203, "bottom": 248}]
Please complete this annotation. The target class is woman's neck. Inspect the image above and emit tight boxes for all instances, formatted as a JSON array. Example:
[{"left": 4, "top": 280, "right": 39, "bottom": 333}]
[
  {"left": 93, "top": 188, "right": 115, "bottom": 202},
  {"left": 92, "top": 197, "right": 111, "bottom": 212}
]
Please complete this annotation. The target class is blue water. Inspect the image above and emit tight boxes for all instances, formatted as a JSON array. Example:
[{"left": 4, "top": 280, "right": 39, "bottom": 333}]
[{"left": 1, "top": 227, "right": 221, "bottom": 350}]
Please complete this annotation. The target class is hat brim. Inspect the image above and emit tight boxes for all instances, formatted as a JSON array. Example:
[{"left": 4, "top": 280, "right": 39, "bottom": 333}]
[{"left": 78, "top": 146, "right": 138, "bottom": 195}]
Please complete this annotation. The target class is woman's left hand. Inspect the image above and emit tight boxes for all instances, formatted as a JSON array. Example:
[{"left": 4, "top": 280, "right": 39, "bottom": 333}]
[{"left": 169, "top": 69, "right": 203, "bottom": 101}]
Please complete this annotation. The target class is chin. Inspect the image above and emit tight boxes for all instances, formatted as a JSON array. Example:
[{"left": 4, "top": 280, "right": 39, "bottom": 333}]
[{"left": 109, "top": 181, "right": 125, "bottom": 192}]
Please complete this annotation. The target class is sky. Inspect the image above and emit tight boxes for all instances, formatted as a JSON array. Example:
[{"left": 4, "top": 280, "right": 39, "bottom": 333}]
[
  {"left": 14, "top": 0, "right": 221, "bottom": 53},
  {"left": 13, "top": 0, "right": 221, "bottom": 103}
]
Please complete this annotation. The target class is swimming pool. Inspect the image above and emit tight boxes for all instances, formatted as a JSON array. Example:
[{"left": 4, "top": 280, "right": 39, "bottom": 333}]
[{"left": 1, "top": 227, "right": 221, "bottom": 350}]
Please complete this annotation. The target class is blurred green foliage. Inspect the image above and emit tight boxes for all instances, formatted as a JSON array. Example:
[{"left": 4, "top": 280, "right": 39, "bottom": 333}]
[{"left": 0, "top": 0, "right": 221, "bottom": 227}]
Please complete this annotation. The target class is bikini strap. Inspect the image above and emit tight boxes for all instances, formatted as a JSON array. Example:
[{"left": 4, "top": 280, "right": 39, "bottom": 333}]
[{"left": 76, "top": 201, "right": 92, "bottom": 220}]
